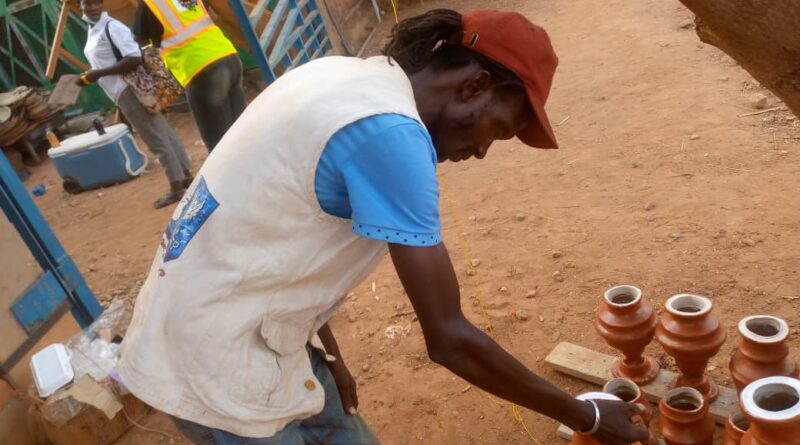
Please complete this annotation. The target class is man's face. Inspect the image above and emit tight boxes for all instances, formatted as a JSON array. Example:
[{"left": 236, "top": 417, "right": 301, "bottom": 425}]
[
  {"left": 431, "top": 77, "right": 532, "bottom": 163},
  {"left": 81, "top": 0, "right": 103, "bottom": 22}
]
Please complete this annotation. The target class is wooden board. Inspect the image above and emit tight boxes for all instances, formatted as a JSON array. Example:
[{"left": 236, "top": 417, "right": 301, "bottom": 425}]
[
  {"left": 544, "top": 342, "right": 738, "bottom": 425},
  {"left": 48, "top": 75, "right": 82, "bottom": 106},
  {"left": 46, "top": 0, "right": 71, "bottom": 79}
]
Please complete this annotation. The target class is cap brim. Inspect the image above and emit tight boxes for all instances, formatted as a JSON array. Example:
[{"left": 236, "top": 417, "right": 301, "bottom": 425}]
[{"left": 517, "top": 85, "right": 558, "bottom": 149}]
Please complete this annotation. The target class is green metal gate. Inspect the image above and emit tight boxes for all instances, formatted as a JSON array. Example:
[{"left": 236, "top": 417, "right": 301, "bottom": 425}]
[{"left": 0, "top": 0, "right": 111, "bottom": 112}]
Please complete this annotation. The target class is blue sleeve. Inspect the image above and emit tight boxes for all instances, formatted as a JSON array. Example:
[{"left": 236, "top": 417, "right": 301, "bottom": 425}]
[{"left": 341, "top": 123, "right": 442, "bottom": 247}]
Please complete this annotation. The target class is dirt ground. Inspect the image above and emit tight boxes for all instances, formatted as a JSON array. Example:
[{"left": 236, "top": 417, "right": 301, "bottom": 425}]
[{"left": 24, "top": 0, "right": 800, "bottom": 443}]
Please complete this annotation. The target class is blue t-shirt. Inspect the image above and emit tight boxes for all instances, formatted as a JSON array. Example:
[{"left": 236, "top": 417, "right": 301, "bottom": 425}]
[{"left": 314, "top": 114, "right": 442, "bottom": 247}]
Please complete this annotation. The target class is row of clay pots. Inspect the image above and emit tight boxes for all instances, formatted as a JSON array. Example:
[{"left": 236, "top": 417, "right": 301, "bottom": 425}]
[
  {"left": 569, "top": 382, "right": 711, "bottom": 445},
  {"left": 574, "top": 376, "right": 800, "bottom": 445},
  {"left": 595, "top": 286, "right": 799, "bottom": 403}
]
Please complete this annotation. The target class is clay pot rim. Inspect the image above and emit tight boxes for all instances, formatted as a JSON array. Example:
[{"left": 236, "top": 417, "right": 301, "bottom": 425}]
[
  {"left": 603, "top": 378, "right": 642, "bottom": 402},
  {"left": 738, "top": 315, "right": 789, "bottom": 344},
  {"left": 663, "top": 387, "right": 705, "bottom": 413},
  {"left": 741, "top": 376, "right": 800, "bottom": 421},
  {"left": 728, "top": 411, "right": 750, "bottom": 433},
  {"left": 576, "top": 391, "right": 621, "bottom": 402},
  {"left": 665, "top": 294, "right": 712, "bottom": 317},
  {"left": 603, "top": 285, "right": 642, "bottom": 308}
]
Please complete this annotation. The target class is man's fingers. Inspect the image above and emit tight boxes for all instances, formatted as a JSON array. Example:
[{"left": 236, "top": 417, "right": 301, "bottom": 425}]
[{"left": 350, "top": 383, "right": 359, "bottom": 410}]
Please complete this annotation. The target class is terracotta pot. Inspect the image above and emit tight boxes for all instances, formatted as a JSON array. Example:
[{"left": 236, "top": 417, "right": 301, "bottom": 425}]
[
  {"left": 595, "top": 285, "right": 660, "bottom": 384},
  {"left": 655, "top": 294, "right": 726, "bottom": 402},
  {"left": 730, "top": 316, "right": 799, "bottom": 393},
  {"left": 740, "top": 376, "right": 800, "bottom": 445},
  {"left": 603, "top": 378, "right": 658, "bottom": 445},
  {"left": 570, "top": 392, "right": 645, "bottom": 445},
  {"left": 658, "top": 387, "right": 715, "bottom": 445},
  {"left": 723, "top": 411, "right": 750, "bottom": 445}
]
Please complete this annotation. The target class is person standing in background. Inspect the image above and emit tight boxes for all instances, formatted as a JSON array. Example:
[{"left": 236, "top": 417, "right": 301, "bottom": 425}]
[
  {"left": 78, "top": 0, "right": 193, "bottom": 208},
  {"left": 133, "top": 0, "right": 246, "bottom": 151}
]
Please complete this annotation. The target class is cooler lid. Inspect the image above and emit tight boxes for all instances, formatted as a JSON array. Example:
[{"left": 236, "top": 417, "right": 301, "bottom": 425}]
[{"left": 48, "top": 124, "right": 130, "bottom": 157}]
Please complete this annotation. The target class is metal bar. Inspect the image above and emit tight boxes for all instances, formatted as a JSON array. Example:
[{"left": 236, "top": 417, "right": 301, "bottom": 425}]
[
  {"left": 7, "top": 0, "right": 38, "bottom": 13},
  {"left": 0, "top": 300, "right": 69, "bottom": 374},
  {"left": 268, "top": 1, "right": 300, "bottom": 62},
  {"left": 0, "top": 46, "right": 41, "bottom": 81},
  {"left": 0, "top": 59, "right": 12, "bottom": 89},
  {"left": 257, "top": 0, "right": 291, "bottom": 49},
  {"left": 12, "top": 270, "right": 68, "bottom": 333},
  {"left": 0, "top": 150, "right": 100, "bottom": 327},
  {"left": 2, "top": 18, "right": 15, "bottom": 86},
  {"left": 228, "top": 0, "right": 275, "bottom": 82},
  {"left": 289, "top": 19, "right": 323, "bottom": 67},
  {"left": 310, "top": 35, "right": 329, "bottom": 58},
  {"left": 369, "top": 0, "right": 380, "bottom": 21},
  {"left": 8, "top": 20, "right": 45, "bottom": 81},
  {"left": 247, "top": 0, "right": 270, "bottom": 26},
  {"left": 269, "top": 6, "right": 314, "bottom": 66}
]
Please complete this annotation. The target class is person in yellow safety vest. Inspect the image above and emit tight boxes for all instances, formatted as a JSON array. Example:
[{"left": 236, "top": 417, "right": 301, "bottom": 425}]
[{"left": 134, "top": 0, "right": 246, "bottom": 151}]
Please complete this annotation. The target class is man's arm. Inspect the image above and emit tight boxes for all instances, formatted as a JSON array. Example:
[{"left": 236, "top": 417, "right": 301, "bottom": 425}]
[
  {"left": 76, "top": 56, "right": 143, "bottom": 86},
  {"left": 317, "top": 322, "right": 359, "bottom": 415},
  {"left": 389, "top": 243, "right": 649, "bottom": 445},
  {"left": 90, "top": 56, "right": 143, "bottom": 79}
]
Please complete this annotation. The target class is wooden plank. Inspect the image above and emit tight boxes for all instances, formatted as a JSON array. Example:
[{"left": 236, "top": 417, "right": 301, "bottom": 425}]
[
  {"left": 545, "top": 342, "right": 738, "bottom": 425},
  {"left": 58, "top": 48, "right": 90, "bottom": 72},
  {"left": 46, "top": 0, "right": 70, "bottom": 79},
  {"left": 48, "top": 74, "right": 82, "bottom": 106}
]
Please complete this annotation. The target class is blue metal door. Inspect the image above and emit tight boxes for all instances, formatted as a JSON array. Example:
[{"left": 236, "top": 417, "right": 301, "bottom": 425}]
[
  {"left": 0, "top": 150, "right": 100, "bottom": 374},
  {"left": 228, "top": 0, "right": 333, "bottom": 83}
]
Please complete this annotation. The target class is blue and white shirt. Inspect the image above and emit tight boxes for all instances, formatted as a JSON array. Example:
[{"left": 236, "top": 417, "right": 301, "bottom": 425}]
[{"left": 315, "top": 113, "right": 442, "bottom": 247}]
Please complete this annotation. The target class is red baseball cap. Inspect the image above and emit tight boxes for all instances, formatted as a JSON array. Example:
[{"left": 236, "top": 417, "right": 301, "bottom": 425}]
[{"left": 461, "top": 10, "right": 559, "bottom": 149}]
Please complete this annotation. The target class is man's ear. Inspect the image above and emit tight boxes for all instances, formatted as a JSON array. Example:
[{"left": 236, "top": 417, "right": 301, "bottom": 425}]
[{"left": 458, "top": 69, "right": 492, "bottom": 102}]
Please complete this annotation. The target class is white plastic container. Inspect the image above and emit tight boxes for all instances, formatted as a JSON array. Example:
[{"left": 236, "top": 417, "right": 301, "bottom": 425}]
[{"left": 30, "top": 343, "right": 74, "bottom": 398}]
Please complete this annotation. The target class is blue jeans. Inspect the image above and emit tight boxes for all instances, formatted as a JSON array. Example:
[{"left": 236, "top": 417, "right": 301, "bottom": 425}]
[{"left": 171, "top": 347, "right": 379, "bottom": 445}]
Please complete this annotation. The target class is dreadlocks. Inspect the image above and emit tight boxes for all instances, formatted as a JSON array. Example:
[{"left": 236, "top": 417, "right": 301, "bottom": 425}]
[{"left": 382, "top": 9, "right": 524, "bottom": 91}]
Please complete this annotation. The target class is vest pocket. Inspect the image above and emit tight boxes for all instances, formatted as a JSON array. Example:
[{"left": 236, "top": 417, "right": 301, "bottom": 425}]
[
  {"left": 227, "top": 340, "right": 281, "bottom": 408},
  {"left": 259, "top": 316, "right": 312, "bottom": 356}
]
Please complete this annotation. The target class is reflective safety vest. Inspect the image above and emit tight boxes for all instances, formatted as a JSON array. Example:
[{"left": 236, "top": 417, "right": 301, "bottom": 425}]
[{"left": 144, "top": 0, "right": 237, "bottom": 86}]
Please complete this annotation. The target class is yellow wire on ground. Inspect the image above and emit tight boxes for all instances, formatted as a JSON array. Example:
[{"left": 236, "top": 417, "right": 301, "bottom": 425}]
[
  {"left": 389, "top": 0, "right": 400, "bottom": 24},
  {"left": 438, "top": 173, "right": 541, "bottom": 445}
]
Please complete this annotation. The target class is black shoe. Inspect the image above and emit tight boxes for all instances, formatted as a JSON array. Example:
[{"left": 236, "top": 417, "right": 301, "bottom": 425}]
[{"left": 154, "top": 189, "right": 185, "bottom": 209}]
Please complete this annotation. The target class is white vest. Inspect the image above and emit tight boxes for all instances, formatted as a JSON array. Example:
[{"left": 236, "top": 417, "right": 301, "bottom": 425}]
[{"left": 119, "top": 56, "right": 421, "bottom": 437}]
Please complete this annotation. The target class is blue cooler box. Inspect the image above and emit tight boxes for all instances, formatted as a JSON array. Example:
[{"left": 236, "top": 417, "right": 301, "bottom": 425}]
[{"left": 48, "top": 124, "right": 148, "bottom": 194}]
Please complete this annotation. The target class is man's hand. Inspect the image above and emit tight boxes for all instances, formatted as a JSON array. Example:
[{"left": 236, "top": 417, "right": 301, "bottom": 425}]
[
  {"left": 316, "top": 323, "right": 359, "bottom": 415},
  {"left": 75, "top": 70, "right": 101, "bottom": 87},
  {"left": 84, "top": 70, "right": 101, "bottom": 83},
  {"left": 327, "top": 357, "right": 359, "bottom": 415},
  {"left": 591, "top": 400, "right": 650, "bottom": 445}
]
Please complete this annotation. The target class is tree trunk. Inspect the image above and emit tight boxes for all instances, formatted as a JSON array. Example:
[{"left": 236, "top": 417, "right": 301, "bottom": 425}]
[{"left": 678, "top": 0, "right": 800, "bottom": 117}]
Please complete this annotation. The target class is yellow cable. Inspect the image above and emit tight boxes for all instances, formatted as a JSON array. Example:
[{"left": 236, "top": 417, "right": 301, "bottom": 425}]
[
  {"left": 389, "top": 0, "right": 399, "bottom": 24},
  {"left": 438, "top": 172, "right": 541, "bottom": 445}
]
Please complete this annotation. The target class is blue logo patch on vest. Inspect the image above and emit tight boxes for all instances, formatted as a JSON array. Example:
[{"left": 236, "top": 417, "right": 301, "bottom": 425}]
[{"left": 163, "top": 177, "right": 219, "bottom": 262}]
